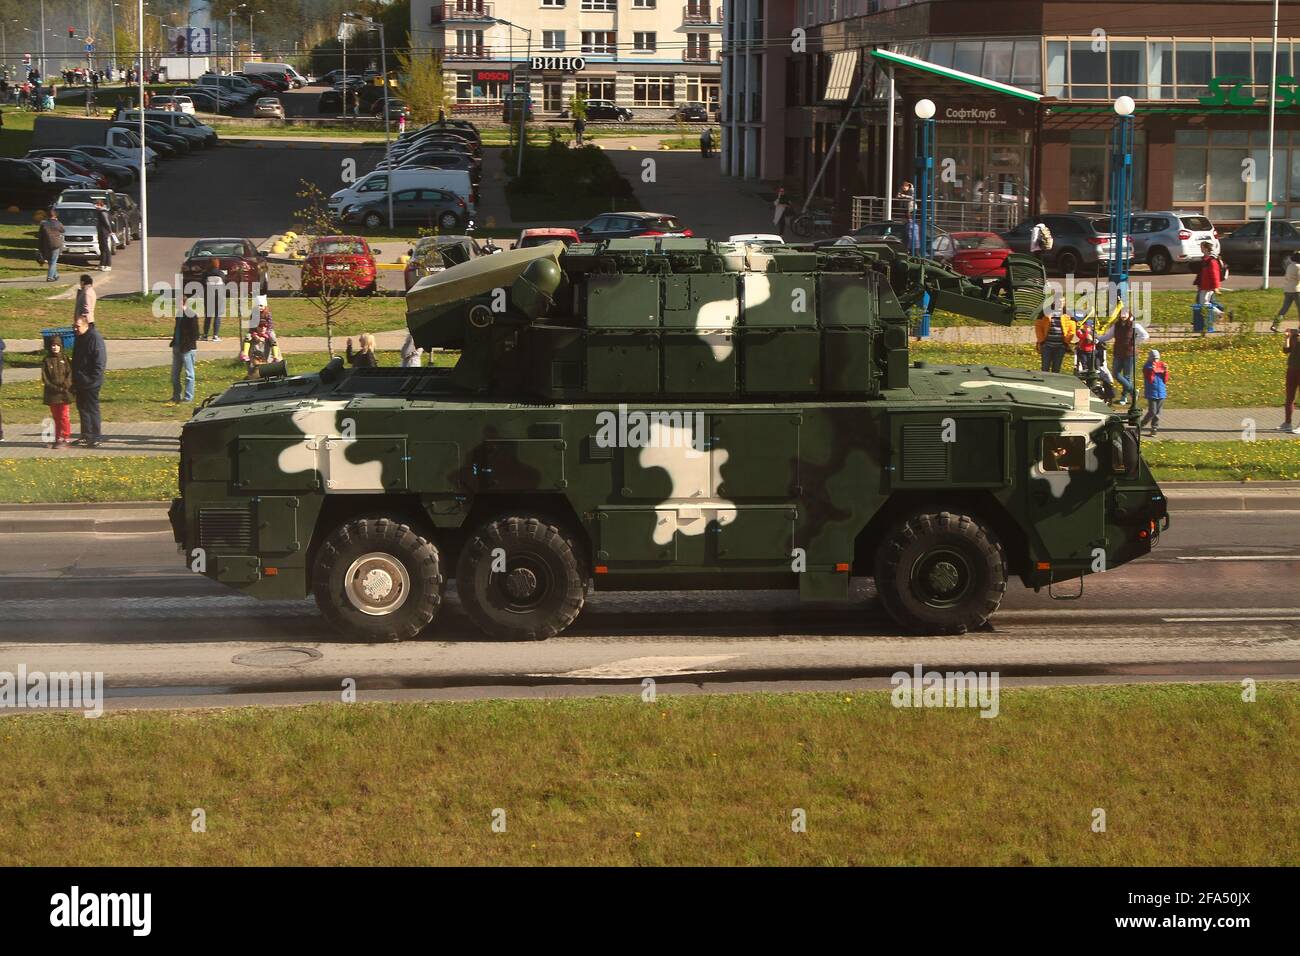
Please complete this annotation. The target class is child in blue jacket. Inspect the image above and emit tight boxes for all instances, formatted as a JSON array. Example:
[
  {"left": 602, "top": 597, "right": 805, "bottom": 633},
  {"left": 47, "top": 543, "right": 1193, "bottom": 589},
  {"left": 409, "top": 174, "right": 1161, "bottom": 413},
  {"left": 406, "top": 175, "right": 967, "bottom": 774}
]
[{"left": 1141, "top": 349, "right": 1169, "bottom": 436}]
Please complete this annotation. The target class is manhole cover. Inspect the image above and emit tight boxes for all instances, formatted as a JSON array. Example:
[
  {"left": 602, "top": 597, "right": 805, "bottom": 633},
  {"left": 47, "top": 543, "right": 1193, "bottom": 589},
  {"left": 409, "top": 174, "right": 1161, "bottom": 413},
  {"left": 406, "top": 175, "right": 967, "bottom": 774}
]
[{"left": 231, "top": 646, "right": 322, "bottom": 668}]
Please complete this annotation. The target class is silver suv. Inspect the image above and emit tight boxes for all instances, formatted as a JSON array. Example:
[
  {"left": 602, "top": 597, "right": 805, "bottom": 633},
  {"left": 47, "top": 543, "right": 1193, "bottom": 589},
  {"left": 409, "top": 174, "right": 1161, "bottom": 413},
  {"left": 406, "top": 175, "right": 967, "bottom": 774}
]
[{"left": 1131, "top": 210, "right": 1219, "bottom": 274}]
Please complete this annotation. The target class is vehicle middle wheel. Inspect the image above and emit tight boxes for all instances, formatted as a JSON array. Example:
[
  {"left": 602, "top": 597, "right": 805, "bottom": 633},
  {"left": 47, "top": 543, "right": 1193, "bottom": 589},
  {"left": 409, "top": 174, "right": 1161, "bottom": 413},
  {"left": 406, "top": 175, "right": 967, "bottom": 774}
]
[
  {"left": 1147, "top": 248, "right": 1172, "bottom": 274},
  {"left": 873, "top": 510, "right": 1007, "bottom": 635},
  {"left": 363, "top": 211, "right": 383, "bottom": 229},
  {"left": 456, "top": 514, "right": 586, "bottom": 641},
  {"left": 312, "top": 516, "right": 444, "bottom": 641}
]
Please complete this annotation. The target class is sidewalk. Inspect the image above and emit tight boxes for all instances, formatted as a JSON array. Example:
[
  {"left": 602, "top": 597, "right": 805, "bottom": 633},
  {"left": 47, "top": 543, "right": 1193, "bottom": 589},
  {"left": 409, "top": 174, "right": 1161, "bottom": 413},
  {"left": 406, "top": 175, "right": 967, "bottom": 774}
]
[{"left": 0, "top": 407, "right": 1295, "bottom": 459}]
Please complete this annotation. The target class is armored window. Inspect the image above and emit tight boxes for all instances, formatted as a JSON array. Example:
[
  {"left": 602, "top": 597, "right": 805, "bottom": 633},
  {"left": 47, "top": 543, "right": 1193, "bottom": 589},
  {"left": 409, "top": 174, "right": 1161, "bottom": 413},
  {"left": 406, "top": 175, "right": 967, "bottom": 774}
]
[{"left": 1041, "top": 434, "right": 1087, "bottom": 472}]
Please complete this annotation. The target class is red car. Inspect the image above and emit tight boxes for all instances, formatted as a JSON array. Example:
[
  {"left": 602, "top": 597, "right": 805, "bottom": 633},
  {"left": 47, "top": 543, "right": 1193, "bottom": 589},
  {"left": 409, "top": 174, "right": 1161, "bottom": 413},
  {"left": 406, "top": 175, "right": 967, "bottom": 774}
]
[
  {"left": 516, "top": 227, "right": 581, "bottom": 250},
  {"left": 301, "top": 236, "right": 379, "bottom": 295},
  {"left": 932, "top": 231, "right": 1012, "bottom": 279}
]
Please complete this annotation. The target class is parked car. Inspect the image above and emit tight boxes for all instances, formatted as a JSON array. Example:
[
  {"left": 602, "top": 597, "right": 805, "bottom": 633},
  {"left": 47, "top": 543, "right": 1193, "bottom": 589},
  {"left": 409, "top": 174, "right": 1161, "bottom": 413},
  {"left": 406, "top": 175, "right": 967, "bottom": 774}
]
[
  {"left": 27, "top": 148, "right": 134, "bottom": 188},
  {"left": 931, "top": 231, "right": 1013, "bottom": 280},
  {"left": 182, "top": 237, "right": 270, "bottom": 293},
  {"left": 848, "top": 220, "right": 947, "bottom": 254},
  {"left": 25, "top": 156, "right": 100, "bottom": 188},
  {"left": 562, "top": 99, "right": 633, "bottom": 122},
  {"left": 379, "top": 151, "right": 480, "bottom": 184},
  {"left": 1130, "top": 211, "right": 1219, "bottom": 274},
  {"left": 1001, "top": 213, "right": 1133, "bottom": 275},
  {"left": 0, "top": 158, "right": 66, "bottom": 208},
  {"left": 578, "top": 212, "right": 691, "bottom": 241},
  {"left": 1218, "top": 219, "right": 1300, "bottom": 272},
  {"left": 149, "top": 94, "right": 196, "bottom": 114},
  {"left": 672, "top": 102, "right": 709, "bottom": 122},
  {"left": 517, "top": 228, "right": 581, "bottom": 250},
  {"left": 371, "top": 98, "right": 409, "bottom": 120},
  {"left": 403, "top": 235, "right": 476, "bottom": 290},
  {"left": 50, "top": 202, "right": 109, "bottom": 264},
  {"left": 340, "top": 187, "right": 468, "bottom": 231},
  {"left": 254, "top": 96, "right": 285, "bottom": 119},
  {"left": 393, "top": 131, "right": 480, "bottom": 158},
  {"left": 318, "top": 89, "right": 343, "bottom": 113},
  {"left": 57, "top": 189, "right": 140, "bottom": 246},
  {"left": 75, "top": 143, "right": 153, "bottom": 177},
  {"left": 301, "top": 236, "right": 379, "bottom": 295}
]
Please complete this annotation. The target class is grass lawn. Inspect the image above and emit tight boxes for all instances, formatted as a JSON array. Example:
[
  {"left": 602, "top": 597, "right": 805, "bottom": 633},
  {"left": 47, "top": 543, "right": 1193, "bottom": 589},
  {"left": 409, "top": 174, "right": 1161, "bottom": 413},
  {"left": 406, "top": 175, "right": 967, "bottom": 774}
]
[
  {"left": 0, "top": 455, "right": 177, "bottom": 503},
  {"left": 1141, "top": 439, "right": 1300, "bottom": 480},
  {"left": 913, "top": 332, "right": 1293, "bottom": 408},
  {"left": 0, "top": 684, "right": 1295, "bottom": 866},
  {"left": 0, "top": 288, "right": 410, "bottom": 340},
  {"left": 0, "top": 217, "right": 46, "bottom": 279}
]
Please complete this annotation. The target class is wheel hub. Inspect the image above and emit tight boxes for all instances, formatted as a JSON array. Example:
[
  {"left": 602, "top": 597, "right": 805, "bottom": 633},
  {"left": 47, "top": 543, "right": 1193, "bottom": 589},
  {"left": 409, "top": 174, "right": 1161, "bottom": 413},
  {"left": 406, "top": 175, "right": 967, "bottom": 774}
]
[
  {"left": 926, "top": 560, "right": 961, "bottom": 596},
  {"left": 344, "top": 552, "right": 411, "bottom": 616},
  {"left": 502, "top": 566, "right": 539, "bottom": 601},
  {"left": 910, "top": 549, "right": 973, "bottom": 608}
]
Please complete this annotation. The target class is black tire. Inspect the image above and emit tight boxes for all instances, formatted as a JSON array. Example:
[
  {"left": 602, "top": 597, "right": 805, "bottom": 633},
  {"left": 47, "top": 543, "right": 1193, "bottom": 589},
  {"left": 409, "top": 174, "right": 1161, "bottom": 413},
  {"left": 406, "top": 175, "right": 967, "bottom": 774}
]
[
  {"left": 363, "top": 211, "right": 383, "bottom": 230},
  {"left": 1147, "top": 247, "right": 1172, "bottom": 274},
  {"left": 790, "top": 214, "right": 813, "bottom": 239},
  {"left": 1055, "top": 249, "right": 1081, "bottom": 276},
  {"left": 312, "top": 517, "right": 444, "bottom": 641},
  {"left": 438, "top": 211, "right": 460, "bottom": 230},
  {"left": 874, "top": 511, "right": 1007, "bottom": 635},
  {"left": 456, "top": 514, "right": 586, "bottom": 641}
]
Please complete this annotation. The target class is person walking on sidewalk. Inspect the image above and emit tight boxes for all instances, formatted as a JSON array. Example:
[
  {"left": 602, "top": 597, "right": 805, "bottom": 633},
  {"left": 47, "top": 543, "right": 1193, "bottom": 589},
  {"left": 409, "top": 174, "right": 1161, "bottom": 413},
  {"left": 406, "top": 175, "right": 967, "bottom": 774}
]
[
  {"left": 1194, "top": 240, "right": 1225, "bottom": 319},
  {"left": 168, "top": 299, "right": 200, "bottom": 406},
  {"left": 1281, "top": 328, "right": 1300, "bottom": 435},
  {"left": 573, "top": 114, "right": 586, "bottom": 147},
  {"left": 1272, "top": 251, "right": 1300, "bottom": 333},
  {"left": 699, "top": 126, "right": 713, "bottom": 158},
  {"left": 73, "top": 274, "right": 96, "bottom": 324},
  {"left": 1099, "top": 308, "right": 1149, "bottom": 408},
  {"left": 94, "top": 199, "right": 113, "bottom": 272},
  {"left": 773, "top": 186, "right": 791, "bottom": 237},
  {"left": 41, "top": 336, "right": 74, "bottom": 448},
  {"left": 1034, "top": 306, "right": 1075, "bottom": 373},
  {"left": 38, "top": 209, "right": 64, "bottom": 282},
  {"left": 1141, "top": 349, "right": 1169, "bottom": 437},
  {"left": 71, "top": 314, "right": 106, "bottom": 447}
]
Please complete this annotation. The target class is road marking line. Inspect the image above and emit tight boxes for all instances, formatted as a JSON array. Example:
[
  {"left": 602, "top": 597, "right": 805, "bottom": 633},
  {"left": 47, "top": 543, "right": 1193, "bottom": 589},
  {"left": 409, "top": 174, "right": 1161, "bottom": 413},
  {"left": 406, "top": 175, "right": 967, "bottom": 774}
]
[
  {"left": 1176, "top": 556, "right": 1300, "bottom": 561},
  {"left": 1163, "top": 616, "right": 1300, "bottom": 623}
]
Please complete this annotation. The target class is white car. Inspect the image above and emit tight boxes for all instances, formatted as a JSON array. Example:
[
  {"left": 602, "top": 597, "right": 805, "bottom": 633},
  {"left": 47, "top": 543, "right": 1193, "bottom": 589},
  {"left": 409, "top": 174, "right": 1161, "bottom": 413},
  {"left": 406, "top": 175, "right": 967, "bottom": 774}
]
[
  {"left": 51, "top": 203, "right": 109, "bottom": 262},
  {"left": 150, "top": 94, "right": 195, "bottom": 114},
  {"left": 729, "top": 233, "right": 785, "bottom": 247}
]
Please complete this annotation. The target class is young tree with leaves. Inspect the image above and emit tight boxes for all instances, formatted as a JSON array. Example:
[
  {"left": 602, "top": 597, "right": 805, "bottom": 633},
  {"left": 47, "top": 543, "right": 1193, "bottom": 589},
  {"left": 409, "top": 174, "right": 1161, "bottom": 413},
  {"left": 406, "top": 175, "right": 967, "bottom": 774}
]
[
  {"left": 293, "top": 180, "right": 367, "bottom": 358},
  {"left": 396, "top": 50, "right": 453, "bottom": 126}
]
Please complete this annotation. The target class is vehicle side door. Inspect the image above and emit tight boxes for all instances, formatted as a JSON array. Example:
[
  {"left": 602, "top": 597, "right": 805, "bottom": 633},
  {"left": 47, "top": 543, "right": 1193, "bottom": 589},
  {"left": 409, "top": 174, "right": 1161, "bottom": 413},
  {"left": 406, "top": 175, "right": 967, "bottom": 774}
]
[
  {"left": 1043, "top": 216, "right": 1084, "bottom": 265},
  {"left": 390, "top": 188, "right": 421, "bottom": 224},
  {"left": 581, "top": 215, "right": 613, "bottom": 240},
  {"left": 1002, "top": 220, "right": 1032, "bottom": 254}
]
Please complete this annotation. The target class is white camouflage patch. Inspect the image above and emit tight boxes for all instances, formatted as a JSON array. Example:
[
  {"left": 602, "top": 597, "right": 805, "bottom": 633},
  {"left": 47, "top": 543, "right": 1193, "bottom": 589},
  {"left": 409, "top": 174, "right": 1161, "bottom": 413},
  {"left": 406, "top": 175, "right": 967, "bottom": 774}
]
[
  {"left": 640, "top": 422, "right": 736, "bottom": 545},
  {"left": 277, "top": 404, "right": 386, "bottom": 493}
]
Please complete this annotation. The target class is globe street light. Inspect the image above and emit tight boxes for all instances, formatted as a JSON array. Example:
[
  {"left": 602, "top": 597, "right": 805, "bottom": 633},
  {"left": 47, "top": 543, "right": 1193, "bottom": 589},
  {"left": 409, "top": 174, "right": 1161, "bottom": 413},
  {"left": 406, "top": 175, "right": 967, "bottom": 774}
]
[{"left": 1108, "top": 95, "right": 1135, "bottom": 316}]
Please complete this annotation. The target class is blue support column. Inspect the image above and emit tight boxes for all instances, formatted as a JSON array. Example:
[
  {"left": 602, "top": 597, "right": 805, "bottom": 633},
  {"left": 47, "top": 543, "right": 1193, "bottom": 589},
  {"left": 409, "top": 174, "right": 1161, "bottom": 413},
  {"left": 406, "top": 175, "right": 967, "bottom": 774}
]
[
  {"left": 1108, "top": 111, "right": 1134, "bottom": 308},
  {"left": 914, "top": 112, "right": 935, "bottom": 337}
]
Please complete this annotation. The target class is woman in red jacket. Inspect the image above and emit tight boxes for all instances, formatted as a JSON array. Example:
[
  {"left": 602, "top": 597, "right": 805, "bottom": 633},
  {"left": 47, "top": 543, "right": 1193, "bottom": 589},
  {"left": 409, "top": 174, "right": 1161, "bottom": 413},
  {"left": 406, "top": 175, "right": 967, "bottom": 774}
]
[{"left": 1194, "top": 240, "right": 1225, "bottom": 320}]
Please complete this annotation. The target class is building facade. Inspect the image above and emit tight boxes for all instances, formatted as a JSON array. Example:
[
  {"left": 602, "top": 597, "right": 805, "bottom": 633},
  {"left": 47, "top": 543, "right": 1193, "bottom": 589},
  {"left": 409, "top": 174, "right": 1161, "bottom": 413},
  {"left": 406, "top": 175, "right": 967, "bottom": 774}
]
[
  {"left": 730, "top": 0, "right": 1300, "bottom": 229},
  {"left": 412, "top": 0, "right": 723, "bottom": 119}
]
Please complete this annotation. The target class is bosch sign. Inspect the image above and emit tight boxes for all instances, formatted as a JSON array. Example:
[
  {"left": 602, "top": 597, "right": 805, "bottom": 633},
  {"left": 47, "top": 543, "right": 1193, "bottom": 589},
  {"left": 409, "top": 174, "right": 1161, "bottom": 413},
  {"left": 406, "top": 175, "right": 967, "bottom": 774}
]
[{"left": 476, "top": 70, "right": 512, "bottom": 83}]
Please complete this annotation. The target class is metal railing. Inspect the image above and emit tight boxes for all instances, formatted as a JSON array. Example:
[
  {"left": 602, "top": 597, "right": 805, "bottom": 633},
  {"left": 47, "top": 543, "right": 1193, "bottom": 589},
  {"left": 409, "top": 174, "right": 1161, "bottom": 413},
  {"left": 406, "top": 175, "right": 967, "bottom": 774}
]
[
  {"left": 683, "top": 4, "right": 716, "bottom": 24},
  {"left": 447, "top": 1, "right": 494, "bottom": 18},
  {"left": 446, "top": 46, "right": 495, "bottom": 59},
  {"left": 682, "top": 48, "right": 718, "bottom": 62},
  {"left": 851, "top": 196, "right": 1025, "bottom": 234}
]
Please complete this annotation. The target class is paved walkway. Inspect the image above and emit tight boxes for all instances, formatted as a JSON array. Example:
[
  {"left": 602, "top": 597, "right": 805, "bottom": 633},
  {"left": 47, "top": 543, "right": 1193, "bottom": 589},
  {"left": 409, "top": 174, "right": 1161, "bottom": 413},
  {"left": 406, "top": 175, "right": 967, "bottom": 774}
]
[{"left": 0, "top": 407, "right": 1295, "bottom": 459}]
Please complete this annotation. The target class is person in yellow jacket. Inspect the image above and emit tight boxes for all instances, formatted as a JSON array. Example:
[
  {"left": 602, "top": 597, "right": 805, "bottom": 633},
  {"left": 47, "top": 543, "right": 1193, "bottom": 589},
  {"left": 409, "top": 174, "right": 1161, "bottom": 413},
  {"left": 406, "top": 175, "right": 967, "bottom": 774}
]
[{"left": 1034, "top": 308, "right": 1076, "bottom": 373}]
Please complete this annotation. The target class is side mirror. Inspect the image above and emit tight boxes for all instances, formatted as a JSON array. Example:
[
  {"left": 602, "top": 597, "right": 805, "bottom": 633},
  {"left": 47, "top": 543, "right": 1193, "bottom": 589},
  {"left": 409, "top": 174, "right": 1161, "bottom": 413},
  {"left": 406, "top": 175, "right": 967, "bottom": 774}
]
[{"left": 372, "top": 248, "right": 382, "bottom": 255}]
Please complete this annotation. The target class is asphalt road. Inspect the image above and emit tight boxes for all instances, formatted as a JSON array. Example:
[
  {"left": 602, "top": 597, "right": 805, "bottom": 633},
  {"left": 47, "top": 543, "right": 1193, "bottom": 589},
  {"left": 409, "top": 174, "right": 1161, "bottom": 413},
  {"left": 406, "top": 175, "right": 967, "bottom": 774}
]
[{"left": 1, "top": 509, "right": 1297, "bottom": 711}]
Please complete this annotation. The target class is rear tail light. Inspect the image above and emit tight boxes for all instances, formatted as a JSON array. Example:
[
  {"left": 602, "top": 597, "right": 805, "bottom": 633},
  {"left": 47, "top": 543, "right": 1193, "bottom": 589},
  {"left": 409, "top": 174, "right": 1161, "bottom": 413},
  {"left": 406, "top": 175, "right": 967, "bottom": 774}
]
[
  {"left": 1088, "top": 237, "right": 1106, "bottom": 245},
  {"left": 683, "top": 229, "right": 695, "bottom": 237},
  {"left": 1178, "top": 230, "right": 1191, "bottom": 240}
]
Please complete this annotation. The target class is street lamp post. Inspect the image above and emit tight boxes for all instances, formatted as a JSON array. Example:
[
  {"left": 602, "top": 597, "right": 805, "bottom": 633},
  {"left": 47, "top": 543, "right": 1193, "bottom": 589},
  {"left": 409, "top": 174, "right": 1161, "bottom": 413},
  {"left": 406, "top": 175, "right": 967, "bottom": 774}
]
[
  {"left": 248, "top": 8, "right": 263, "bottom": 59},
  {"left": 344, "top": 12, "right": 393, "bottom": 230},
  {"left": 110, "top": 3, "right": 117, "bottom": 75},
  {"left": 1109, "top": 95, "right": 1136, "bottom": 309},
  {"left": 1263, "top": 0, "right": 1281, "bottom": 289},
  {"left": 137, "top": 0, "right": 149, "bottom": 297},
  {"left": 493, "top": 17, "right": 532, "bottom": 178},
  {"left": 229, "top": 5, "right": 241, "bottom": 74},
  {"left": 914, "top": 97, "right": 936, "bottom": 338}
]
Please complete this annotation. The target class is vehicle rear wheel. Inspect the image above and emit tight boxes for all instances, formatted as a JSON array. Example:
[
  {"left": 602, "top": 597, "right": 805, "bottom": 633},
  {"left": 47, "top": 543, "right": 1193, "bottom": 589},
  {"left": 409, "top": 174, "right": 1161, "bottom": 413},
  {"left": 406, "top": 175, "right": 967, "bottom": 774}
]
[
  {"left": 874, "top": 510, "right": 1007, "bottom": 635},
  {"left": 363, "top": 211, "right": 383, "bottom": 230},
  {"left": 456, "top": 514, "right": 586, "bottom": 641},
  {"left": 312, "top": 517, "right": 444, "bottom": 641},
  {"left": 1147, "top": 247, "right": 1172, "bottom": 274},
  {"left": 1055, "top": 249, "right": 1081, "bottom": 276},
  {"left": 438, "top": 211, "right": 460, "bottom": 230}
]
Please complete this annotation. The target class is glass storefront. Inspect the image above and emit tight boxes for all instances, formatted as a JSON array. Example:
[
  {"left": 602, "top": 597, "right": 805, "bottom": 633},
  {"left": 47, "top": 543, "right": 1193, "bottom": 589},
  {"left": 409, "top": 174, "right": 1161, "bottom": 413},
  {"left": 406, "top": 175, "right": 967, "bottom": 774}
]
[
  {"left": 1066, "top": 130, "right": 1147, "bottom": 212},
  {"left": 1173, "top": 129, "right": 1298, "bottom": 220},
  {"left": 934, "top": 126, "right": 1033, "bottom": 215}
]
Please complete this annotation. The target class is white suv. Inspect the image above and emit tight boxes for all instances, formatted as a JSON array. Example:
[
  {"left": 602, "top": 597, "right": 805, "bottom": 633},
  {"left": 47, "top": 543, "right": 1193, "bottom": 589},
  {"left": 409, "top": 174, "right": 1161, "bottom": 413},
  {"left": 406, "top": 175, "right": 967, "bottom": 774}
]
[{"left": 1132, "top": 210, "right": 1220, "bottom": 274}]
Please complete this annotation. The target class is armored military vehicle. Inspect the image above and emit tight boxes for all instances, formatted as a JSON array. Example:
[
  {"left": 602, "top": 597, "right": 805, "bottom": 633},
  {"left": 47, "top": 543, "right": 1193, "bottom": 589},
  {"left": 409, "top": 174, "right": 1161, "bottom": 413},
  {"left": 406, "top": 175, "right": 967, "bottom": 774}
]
[{"left": 171, "top": 238, "right": 1168, "bottom": 641}]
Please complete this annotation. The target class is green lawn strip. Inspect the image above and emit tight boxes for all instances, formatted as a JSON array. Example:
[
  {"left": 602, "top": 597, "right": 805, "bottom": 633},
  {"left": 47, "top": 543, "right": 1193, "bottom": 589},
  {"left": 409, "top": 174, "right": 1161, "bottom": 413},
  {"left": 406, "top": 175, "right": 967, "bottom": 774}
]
[
  {"left": 0, "top": 455, "right": 176, "bottom": 503},
  {"left": 0, "top": 219, "right": 46, "bottom": 279},
  {"left": 1141, "top": 440, "right": 1300, "bottom": 481},
  {"left": 913, "top": 334, "right": 1292, "bottom": 408},
  {"left": 1, "top": 684, "right": 1296, "bottom": 865},
  {"left": 0, "top": 288, "right": 410, "bottom": 340}
]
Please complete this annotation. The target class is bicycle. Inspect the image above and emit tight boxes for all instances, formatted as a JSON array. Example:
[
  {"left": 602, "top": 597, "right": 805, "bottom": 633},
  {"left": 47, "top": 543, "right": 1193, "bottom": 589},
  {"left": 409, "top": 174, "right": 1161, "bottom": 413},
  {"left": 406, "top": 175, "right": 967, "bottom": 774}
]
[{"left": 790, "top": 208, "right": 834, "bottom": 240}]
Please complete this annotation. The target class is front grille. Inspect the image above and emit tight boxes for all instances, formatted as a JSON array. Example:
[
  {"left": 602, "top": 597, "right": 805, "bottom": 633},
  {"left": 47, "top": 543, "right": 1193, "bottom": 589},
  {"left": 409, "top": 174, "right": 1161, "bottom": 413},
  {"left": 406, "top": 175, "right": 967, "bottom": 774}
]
[{"left": 198, "top": 509, "right": 252, "bottom": 551}]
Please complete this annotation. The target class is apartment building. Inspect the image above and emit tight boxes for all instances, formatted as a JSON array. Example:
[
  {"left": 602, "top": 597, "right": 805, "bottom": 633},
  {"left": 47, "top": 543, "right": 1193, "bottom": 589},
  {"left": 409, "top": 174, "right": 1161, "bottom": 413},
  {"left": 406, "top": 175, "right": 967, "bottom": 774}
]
[{"left": 412, "top": 0, "right": 723, "bottom": 118}]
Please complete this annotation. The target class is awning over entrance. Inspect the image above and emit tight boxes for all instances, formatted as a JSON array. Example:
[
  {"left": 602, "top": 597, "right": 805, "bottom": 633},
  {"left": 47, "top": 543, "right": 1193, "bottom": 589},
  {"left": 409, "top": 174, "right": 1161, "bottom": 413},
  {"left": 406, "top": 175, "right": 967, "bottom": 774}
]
[{"left": 870, "top": 48, "right": 1044, "bottom": 104}]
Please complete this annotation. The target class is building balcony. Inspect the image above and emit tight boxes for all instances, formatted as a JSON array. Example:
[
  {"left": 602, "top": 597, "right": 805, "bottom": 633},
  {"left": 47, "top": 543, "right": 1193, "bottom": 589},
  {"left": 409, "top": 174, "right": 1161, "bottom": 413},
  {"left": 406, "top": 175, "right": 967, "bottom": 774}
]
[
  {"left": 683, "top": 4, "right": 723, "bottom": 25},
  {"left": 445, "top": 1, "right": 494, "bottom": 20},
  {"left": 447, "top": 46, "right": 496, "bottom": 60},
  {"left": 683, "top": 48, "right": 720, "bottom": 63}
]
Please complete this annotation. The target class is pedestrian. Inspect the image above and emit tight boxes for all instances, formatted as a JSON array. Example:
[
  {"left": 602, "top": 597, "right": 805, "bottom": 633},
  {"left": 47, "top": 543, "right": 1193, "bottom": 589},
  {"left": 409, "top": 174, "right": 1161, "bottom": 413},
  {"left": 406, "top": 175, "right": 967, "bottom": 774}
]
[
  {"left": 1074, "top": 313, "right": 1096, "bottom": 374},
  {"left": 347, "top": 333, "right": 379, "bottom": 368},
  {"left": 168, "top": 299, "right": 200, "bottom": 406},
  {"left": 38, "top": 208, "right": 65, "bottom": 282},
  {"left": 73, "top": 274, "right": 97, "bottom": 324},
  {"left": 1271, "top": 251, "right": 1300, "bottom": 332},
  {"left": 699, "top": 126, "right": 713, "bottom": 158},
  {"left": 70, "top": 314, "right": 106, "bottom": 447},
  {"left": 239, "top": 312, "right": 281, "bottom": 375},
  {"left": 1034, "top": 306, "right": 1076, "bottom": 374},
  {"left": 1194, "top": 240, "right": 1226, "bottom": 320},
  {"left": 896, "top": 181, "right": 918, "bottom": 253},
  {"left": 1140, "top": 349, "right": 1169, "bottom": 437},
  {"left": 400, "top": 331, "right": 422, "bottom": 368},
  {"left": 41, "top": 336, "right": 74, "bottom": 448},
  {"left": 773, "top": 186, "right": 791, "bottom": 237},
  {"left": 1029, "top": 220, "right": 1053, "bottom": 266},
  {"left": 573, "top": 114, "right": 586, "bottom": 147},
  {"left": 1281, "top": 328, "right": 1300, "bottom": 435},
  {"left": 1099, "top": 308, "right": 1149, "bottom": 407},
  {"left": 397, "top": 111, "right": 407, "bottom": 135},
  {"left": 1093, "top": 345, "right": 1118, "bottom": 403},
  {"left": 93, "top": 199, "right": 114, "bottom": 272},
  {"left": 0, "top": 335, "right": 5, "bottom": 441}
]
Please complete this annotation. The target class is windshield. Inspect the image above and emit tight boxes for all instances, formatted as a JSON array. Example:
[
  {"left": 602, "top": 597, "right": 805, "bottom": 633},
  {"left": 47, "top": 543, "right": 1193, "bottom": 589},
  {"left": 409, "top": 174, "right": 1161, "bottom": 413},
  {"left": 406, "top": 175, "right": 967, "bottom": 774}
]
[
  {"left": 190, "top": 241, "right": 247, "bottom": 257},
  {"left": 314, "top": 240, "right": 366, "bottom": 256},
  {"left": 955, "top": 234, "right": 1007, "bottom": 250},
  {"left": 1180, "top": 216, "right": 1213, "bottom": 231},
  {"left": 56, "top": 208, "right": 99, "bottom": 226}
]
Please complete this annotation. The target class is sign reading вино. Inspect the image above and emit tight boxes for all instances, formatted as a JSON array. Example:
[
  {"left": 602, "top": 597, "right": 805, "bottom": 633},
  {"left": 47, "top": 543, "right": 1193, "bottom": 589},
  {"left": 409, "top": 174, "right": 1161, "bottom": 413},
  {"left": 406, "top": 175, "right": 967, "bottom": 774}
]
[
  {"left": 1200, "top": 74, "right": 1300, "bottom": 108},
  {"left": 530, "top": 55, "right": 586, "bottom": 72}
]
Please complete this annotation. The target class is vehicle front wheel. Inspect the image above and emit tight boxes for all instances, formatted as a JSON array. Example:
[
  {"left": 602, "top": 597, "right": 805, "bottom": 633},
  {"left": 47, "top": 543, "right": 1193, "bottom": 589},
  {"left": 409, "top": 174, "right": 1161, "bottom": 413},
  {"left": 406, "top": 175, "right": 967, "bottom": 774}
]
[
  {"left": 438, "top": 211, "right": 461, "bottom": 230},
  {"left": 456, "top": 514, "right": 586, "bottom": 641},
  {"left": 1055, "top": 249, "right": 1081, "bottom": 276},
  {"left": 312, "top": 516, "right": 444, "bottom": 642},
  {"left": 363, "top": 211, "right": 383, "bottom": 230},
  {"left": 1147, "top": 247, "right": 1172, "bottom": 274},
  {"left": 874, "top": 511, "right": 1007, "bottom": 635}
]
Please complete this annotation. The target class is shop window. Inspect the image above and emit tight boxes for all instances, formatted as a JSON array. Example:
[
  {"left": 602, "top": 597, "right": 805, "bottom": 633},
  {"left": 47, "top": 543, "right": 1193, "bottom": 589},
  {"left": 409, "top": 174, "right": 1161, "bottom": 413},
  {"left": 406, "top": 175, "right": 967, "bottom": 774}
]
[
  {"left": 1045, "top": 41, "right": 1066, "bottom": 97},
  {"left": 1148, "top": 41, "right": 1173, "bottom": 100},
  {"left": 982, "top": 41, "right": 1013, "bottom": 84},
  {"left": 1109, "top": 41, "right": 1145, "bottom": 100},
  {"left": 576, "top": 77, "right": 617, "bottom": 101},
  {"left": 633, "top": 74, "right": 675, "bottom": 106},
  {"left": 1209, "top": 149, "right": 1248, "bottom": 203},
  {"left": 1069, "top": 41, "right": 1106, "bottom": 99},
  {"left": 929, "top": 41, "right": 954, "bottom": 69},
  {"left": 1174, "top": 147, "right": 1207, "bottom": 204},
  {"left": 1176, "top": 41, "right": 1212, "bottom": 100},
  {"left": 1212, "top": 130, "right": 1249, "bottom": 146},
  {"left": 1215, "top": 42, "right": 1252, "bottom": 80}
]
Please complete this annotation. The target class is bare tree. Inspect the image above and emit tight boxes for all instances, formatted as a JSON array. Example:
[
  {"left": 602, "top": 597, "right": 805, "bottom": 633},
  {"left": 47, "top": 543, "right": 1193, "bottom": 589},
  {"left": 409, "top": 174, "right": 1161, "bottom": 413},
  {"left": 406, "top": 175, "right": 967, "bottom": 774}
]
[{"left": 293, "top": 180, "right": 366, "bottom": 358}]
